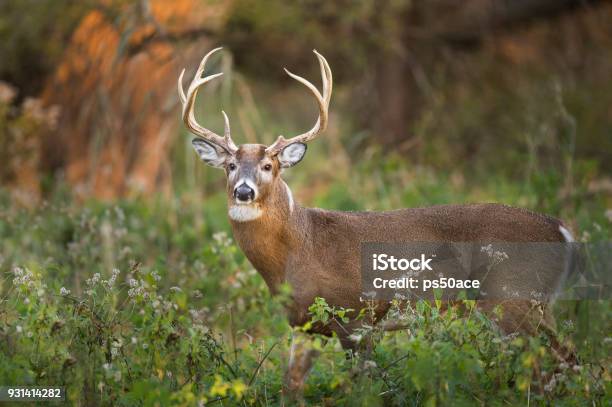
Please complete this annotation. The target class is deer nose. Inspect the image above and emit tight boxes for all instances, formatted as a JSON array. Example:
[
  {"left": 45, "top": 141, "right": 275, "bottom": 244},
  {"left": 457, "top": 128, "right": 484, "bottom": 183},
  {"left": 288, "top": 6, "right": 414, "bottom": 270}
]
[{"left": 234, "top": 183, "right": 255, "bottom": 202}]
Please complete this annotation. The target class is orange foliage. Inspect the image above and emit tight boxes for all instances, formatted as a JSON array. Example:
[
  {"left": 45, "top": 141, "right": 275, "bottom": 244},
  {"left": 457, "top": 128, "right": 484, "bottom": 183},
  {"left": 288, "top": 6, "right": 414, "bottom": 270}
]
[{"left": 42, "top": 0, "right": 229, "bottom": 199}]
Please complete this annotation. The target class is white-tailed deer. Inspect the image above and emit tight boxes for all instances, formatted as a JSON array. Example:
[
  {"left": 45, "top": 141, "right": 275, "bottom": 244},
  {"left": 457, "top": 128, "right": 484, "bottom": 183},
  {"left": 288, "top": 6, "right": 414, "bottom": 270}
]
[{"left": 178, "top": 47, "right": 575, "bottom": 394}]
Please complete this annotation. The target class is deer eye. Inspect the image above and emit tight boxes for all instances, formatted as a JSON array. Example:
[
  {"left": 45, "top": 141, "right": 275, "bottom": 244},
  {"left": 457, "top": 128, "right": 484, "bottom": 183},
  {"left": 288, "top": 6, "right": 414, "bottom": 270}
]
[
  {"left": 263, "top": 164, "right": 272, "bottom": 171},
  {"left": 228, "top": 163, "right": 237, "bottom": 171}
]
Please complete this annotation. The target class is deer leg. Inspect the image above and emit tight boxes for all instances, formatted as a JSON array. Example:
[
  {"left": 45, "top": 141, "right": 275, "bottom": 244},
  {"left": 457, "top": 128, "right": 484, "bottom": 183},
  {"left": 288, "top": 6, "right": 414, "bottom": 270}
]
[
  {"left": 283, "top": 329, "right": 319, "bottom": 403},
  {"left": 479, "top": 299, "right": 576, "bottom": 363},
  {"left": 478, "top": 299, "right": 552, "bottom": 335}
]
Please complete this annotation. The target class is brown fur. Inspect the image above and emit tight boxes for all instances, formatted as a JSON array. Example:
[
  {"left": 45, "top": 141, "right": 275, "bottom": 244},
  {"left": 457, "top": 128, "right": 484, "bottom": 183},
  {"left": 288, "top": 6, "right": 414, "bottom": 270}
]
[
  {"left": 220, "top": 145, "right": 573, "bottom": 396},
  {"left": 226, "top": 145, "right": 567, "bottom": 340}
]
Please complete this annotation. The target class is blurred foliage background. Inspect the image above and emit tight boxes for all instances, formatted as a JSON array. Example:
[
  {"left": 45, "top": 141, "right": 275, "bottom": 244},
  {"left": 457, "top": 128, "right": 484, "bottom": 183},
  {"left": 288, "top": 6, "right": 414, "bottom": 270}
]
[
  {"left": 0, "top": 0, "right": 610, "bottom": 211},
  {"left": 0, "top": 1, "right": 611, "bottom": 404}
]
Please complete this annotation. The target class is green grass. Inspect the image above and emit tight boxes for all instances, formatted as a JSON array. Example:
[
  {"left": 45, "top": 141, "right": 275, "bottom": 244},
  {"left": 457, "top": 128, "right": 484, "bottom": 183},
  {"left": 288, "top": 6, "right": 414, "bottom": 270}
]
[{"left": 0, "top": 161, "right": 610, "bottom": 405}]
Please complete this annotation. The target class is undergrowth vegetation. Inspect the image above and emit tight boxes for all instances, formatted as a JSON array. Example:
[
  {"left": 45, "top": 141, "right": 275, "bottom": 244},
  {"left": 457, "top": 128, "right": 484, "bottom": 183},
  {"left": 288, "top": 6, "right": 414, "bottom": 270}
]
[{"left": 0, "top": 160, "right": 610, "bottom": 405}]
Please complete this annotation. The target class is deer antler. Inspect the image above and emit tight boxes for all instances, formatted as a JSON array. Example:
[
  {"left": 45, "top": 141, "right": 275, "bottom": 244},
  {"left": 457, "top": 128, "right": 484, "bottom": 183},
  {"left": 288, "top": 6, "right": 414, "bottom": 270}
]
[
  {"left": 266, "top": 50, "right": 332, "bottom": 154},
  {"left": 178, "top": 47, "right": 238, "bottom": 153}
]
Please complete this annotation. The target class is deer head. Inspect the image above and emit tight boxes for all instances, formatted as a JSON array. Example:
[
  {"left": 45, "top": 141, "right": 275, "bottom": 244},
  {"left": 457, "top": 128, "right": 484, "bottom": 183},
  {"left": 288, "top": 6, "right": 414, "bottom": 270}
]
[{"left": 178, "top": 48, "right": 332, "bottom": 222}]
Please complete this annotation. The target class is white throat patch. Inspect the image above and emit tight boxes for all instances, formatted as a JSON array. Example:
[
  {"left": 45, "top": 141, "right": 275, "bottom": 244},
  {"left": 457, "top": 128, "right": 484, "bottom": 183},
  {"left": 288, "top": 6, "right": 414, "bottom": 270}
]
[{"left": 228, "top": 205, "right": 263, "bottom": 222}]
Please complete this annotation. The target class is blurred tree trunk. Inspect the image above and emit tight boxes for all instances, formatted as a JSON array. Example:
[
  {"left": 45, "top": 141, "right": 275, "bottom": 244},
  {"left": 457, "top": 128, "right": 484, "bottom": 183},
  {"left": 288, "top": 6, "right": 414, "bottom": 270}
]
[
  {"left": 362, "top": 0, "right": 603, "bottom": 149},
  {"left": 40, "top": 0, "right": 228, "bottom": 200},
  {"left": 371, "top": 0, "right": 412, "bottom": 146},
  {"left": 375, "top": 54, "right": 410, "bottom": 146}
]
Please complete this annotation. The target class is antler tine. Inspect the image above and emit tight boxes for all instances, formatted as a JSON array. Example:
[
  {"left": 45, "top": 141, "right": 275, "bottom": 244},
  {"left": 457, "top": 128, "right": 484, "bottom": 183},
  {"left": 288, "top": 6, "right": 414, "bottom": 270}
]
[
  {"left": 222, "top": 110, "right": 238, "bottom": 151},
  {"left": 315, "top": 50, "right": 333, "bottom": 106},
  {"left": 177, "top": 68, "right": 187, "bottom": 105},
  {"left": 177, "top": 47, "right": 237, "bottom": 153},
  {"left": 266, "top": 50, "right": 333, "bottom": 154}
]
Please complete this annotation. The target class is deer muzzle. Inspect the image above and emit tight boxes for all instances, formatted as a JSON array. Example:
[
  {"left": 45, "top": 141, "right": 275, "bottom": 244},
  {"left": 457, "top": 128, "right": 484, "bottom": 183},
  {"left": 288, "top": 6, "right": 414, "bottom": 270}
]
[{"left": 234, "top": 183, "right": 256, "bottom": 203}]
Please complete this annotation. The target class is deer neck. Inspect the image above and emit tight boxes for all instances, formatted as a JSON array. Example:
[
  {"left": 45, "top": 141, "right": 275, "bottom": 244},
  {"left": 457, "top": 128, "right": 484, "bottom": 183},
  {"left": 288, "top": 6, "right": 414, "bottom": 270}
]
[{"left": 229, "top": 179, "right": 302, "bottom": 293}]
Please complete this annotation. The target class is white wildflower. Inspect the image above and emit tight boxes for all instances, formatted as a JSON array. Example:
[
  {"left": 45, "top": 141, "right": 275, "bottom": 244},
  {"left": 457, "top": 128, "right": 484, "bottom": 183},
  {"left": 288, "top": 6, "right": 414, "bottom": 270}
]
[
  {"left": 213, "top": 231, "right": 226, "bottom": 244},
  {"left": 104, "top": 268, "right": 121, "bottom": 288},
  {"left": 363, "top": 360, "right": 377, "bottom": 369},
  {"left": 544, "top": 377, "right": 556, "bottom": 392},
  {"left": 60, "top": 287, "right": 71, "bottom": 296},
  {"left": 12, "top": 266, "right": 34, "bottom": 288},
  {"left": 86, "top": 273, "right": 101, "bottom": 287},
  {"left": 481, "top": 244, "right": 493, "bottom": 256},
  {"left": 189, "top": 309, "right": 201, "bottom": 320},
  {"left": 493, "top": 251, "right": 509, "bottom": 263},
  {"left": 127, "top": 278, "right": 147, "bottom": 299},
  {"left": 481, "top": 245, "right": 509, "bottom": 265},
  {"left": 349, "top": 334, "right": 363, "bottom": 344},
  {"left": 193, "top": 324, "right": 210, "bottom": 334}
]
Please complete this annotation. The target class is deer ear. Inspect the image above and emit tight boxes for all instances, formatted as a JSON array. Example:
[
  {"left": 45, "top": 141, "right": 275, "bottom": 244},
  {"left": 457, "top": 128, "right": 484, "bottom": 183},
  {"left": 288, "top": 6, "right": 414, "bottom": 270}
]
[
  {"left": 278, "top": 143, "right": 307, "bottom": 168},
  {"left": 191, "top": 139, "right": 229, "bottom": 168}
]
